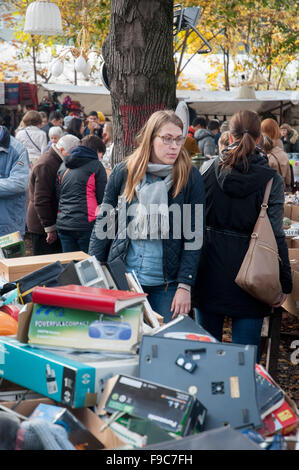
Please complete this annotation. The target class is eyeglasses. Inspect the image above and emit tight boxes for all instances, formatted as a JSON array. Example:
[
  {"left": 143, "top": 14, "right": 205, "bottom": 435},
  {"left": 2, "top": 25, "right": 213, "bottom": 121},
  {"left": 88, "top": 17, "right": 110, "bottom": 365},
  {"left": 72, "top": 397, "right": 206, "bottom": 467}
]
[{"left": 155, "top": 134, "right": 185, "bottom": 146}]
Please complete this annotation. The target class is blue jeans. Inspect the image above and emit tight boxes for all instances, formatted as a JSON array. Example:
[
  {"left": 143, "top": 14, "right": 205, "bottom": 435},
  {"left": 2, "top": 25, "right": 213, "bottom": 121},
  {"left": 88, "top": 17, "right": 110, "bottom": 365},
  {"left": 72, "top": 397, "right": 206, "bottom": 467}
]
[
  {"left": 195, "top": 310, "right": 264, "bottom": 362},
  {"left": 57, "top": 229, "right": 92, "bottom": 254},
  {"left": 141, "top": 282, "right": 178, "bottom": 323}
]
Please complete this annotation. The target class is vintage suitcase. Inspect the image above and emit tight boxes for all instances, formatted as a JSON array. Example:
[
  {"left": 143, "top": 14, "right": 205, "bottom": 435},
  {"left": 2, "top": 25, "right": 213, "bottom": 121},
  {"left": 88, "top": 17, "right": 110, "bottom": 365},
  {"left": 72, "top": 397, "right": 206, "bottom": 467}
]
[{"left": 138, "top": 335, "right": 262, "bottom": 431}]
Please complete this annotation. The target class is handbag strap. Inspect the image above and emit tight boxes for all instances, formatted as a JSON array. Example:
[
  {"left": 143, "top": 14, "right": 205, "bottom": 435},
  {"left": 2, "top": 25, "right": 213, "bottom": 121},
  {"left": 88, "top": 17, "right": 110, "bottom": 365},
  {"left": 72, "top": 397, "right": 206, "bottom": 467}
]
[
  {"left": 25, "top": 129, "right": 41, "bottom": 153},
  {"left": 269, "top": 152, "right": 283, "bottom": 176},
  {"left": 260, "top": 178, "right": 273, "bottom": 219}
]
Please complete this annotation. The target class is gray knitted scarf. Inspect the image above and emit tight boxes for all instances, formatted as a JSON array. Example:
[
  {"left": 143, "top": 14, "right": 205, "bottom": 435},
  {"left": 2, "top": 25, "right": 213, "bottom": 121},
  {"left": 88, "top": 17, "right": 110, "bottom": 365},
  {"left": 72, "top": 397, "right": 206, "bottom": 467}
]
[{"left": 131, "top": 163, "right": 173, "bottom": 240}]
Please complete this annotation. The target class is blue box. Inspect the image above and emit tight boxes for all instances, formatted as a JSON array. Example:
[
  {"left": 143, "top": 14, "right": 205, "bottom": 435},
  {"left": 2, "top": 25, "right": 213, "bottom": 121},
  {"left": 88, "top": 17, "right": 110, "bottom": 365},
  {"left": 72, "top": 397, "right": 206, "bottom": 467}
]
[
  {"left": 0, "top": 337, "right": 139, "bottom": 408},
  {"left": 0, "top": 337, "right": 97, "bottom": 408}
]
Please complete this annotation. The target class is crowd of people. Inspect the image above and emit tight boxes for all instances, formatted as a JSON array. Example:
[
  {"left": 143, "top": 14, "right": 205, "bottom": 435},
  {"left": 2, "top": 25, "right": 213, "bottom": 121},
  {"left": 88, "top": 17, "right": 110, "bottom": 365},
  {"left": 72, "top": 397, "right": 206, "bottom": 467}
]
[{"left": 0, "top": 105, "right": 297, "bottom": 359}]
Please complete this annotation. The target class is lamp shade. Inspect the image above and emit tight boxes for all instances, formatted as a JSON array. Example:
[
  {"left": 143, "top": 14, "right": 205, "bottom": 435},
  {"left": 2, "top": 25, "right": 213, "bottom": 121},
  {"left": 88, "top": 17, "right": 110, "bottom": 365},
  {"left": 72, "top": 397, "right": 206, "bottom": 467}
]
[
  {"left": 75, "top": 55, "right": 87, "bottom": 74},
  {"left": 83, "top": 61, "right": 91, "bottom": 77},
  {"left": 51, "top": 59, "right": 64, "bottom": 77},
  {"left": 236, "top": 85, "right": 256, "bottom": 100},
  {"left": 24, "top": 1, "right": 63, "bottom": 36}
]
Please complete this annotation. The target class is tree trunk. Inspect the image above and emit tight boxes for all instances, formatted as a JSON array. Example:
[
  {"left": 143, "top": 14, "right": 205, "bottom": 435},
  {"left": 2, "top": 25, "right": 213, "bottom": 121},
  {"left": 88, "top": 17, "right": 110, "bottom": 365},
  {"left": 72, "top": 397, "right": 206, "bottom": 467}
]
[
  {"left": 102, "top": 0, "right": 176, "bottom": 163},
  {"left": 223, "top": 48, "right": 230, "bottom": 91},
  {"left": 31, "top": 41, "right": 37, "bottom": 86}
]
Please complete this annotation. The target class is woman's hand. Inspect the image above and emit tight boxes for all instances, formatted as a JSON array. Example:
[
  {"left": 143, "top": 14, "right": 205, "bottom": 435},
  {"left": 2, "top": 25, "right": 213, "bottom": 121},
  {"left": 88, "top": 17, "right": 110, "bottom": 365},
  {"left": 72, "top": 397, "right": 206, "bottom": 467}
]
[
  {"left": 271, "top": 293, "right": 287, "bottom": 308},
  {"left": 171, "top": 287, "right": 191, "bottom": 320}
]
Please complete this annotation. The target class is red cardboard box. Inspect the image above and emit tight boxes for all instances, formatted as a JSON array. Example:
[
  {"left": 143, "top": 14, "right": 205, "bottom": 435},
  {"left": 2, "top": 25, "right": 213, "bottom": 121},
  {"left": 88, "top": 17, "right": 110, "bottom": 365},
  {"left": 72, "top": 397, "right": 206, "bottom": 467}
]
[{"left": 257, "top": 396, "right": 298, "bottom": 437}]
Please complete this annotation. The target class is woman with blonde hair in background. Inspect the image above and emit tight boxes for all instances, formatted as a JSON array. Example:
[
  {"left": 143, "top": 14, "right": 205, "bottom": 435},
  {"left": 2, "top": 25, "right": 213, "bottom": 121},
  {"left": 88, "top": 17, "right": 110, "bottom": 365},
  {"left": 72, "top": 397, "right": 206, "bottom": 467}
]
[
  {"left": 15, "top": 110, "right": 47, "bottom": 166},
  {"left": 101, "top": 121, "right": 114, "bottom": 172},
  {"left": 89, "top": 109, "right": 205, "bottom": 322}
]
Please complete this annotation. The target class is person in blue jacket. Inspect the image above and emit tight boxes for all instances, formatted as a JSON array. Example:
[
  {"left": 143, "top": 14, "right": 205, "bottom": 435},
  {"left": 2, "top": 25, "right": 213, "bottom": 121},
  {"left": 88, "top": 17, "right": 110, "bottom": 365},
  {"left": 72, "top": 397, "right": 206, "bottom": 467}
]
[
  {"left": 0, "top": 126, "right": 30, "bottom": 237},
  {"left": 89, "top": 110, "right": 205, "bottom": 322}
]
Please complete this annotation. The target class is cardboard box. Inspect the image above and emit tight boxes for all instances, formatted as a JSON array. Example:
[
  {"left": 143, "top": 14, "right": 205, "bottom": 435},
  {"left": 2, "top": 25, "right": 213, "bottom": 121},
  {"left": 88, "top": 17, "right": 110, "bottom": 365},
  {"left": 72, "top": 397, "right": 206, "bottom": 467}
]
[
  {"left": 284, "top": 221, "right": 299, "bottom": 248},
  {"left": 0, "top": 398, "right": 124, "bottom": 450},
  {"left": 284, "top": 204, "right": 293, "bottom": 219},
  {"left": 283, "top": 204, "right": 299, "bottom": 223},
  {"left": 21, "top": 301, "right": 143, "bottom": 354},
  {"left": 0, "top": 336, "right": 139, "bottom": 408},
  {"left": 291, "top": 238, "right": 299, "bottom": 248},
  {"left": 282, "top": 248, "right": 299, "bottom": 317},
  {"left": 257, "top": 395, "right": 298, "bottom": 437},
  {"left": 0, "top": 232, "right": 25, "bottom": 259},
  {"left": 104, "top": 375, "right": 207, "bottom": 437},
  {"left": 0, "top": 251, "right": 89, "bottom": 282},
  {"left": 109, "top": 415, "right": 175, "bottom": 448},
  {"left": 29, "top": 403, "right": 105, "bottom": 450},
  {"left": 291, "top": 205, "right": 299, "bottom": 222}
]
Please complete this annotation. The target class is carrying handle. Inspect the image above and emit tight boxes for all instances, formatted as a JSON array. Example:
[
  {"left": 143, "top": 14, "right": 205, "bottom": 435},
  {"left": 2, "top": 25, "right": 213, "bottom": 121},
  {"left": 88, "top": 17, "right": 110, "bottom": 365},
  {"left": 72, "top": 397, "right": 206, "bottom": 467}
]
[{"left": 184, "top": 348, "right": 207, "bottom": 356}]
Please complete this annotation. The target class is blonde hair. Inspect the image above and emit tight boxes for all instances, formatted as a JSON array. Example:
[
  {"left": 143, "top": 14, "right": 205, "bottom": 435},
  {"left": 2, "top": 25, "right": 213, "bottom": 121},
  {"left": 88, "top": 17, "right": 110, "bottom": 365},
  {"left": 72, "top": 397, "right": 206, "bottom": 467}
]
[
  {"left": 22, "top": 110, "right": 42, "bottom": 127},
  {"left": 124, "top": 110, "right": 192, "bottom": 203},
  {"left": 218, "top": 131, "right": 230, "bottom": 153},
  {"left": 103, "top": 121, "right": 113, "bottom": 142}
]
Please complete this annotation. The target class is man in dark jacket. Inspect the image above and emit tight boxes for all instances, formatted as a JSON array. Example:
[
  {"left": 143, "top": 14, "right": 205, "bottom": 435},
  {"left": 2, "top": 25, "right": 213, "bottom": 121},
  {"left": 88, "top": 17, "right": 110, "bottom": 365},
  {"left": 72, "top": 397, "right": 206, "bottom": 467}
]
[
  {"left": 27, "top": 134, "right": 80, "bottom": 255},
  {"left": 56, "top": 135, "right": 107, "bottom": 253}
]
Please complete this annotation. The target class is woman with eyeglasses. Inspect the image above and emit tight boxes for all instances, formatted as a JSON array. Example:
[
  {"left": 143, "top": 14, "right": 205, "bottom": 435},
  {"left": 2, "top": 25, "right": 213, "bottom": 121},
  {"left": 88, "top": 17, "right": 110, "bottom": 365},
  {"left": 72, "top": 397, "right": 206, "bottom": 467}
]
[{"left": 89, "top": 110, "right": 205, "bottom": 322}]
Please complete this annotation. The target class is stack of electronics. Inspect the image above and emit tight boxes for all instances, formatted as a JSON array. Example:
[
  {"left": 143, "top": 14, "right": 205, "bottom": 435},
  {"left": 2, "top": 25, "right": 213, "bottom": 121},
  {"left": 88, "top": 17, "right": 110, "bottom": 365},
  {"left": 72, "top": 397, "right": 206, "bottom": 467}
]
[
  {"left": 0, "top": 256, "right": 154, "bottom": 409},
  {"left": 0, "top": 256, "right": 297, "bottom": 450}
]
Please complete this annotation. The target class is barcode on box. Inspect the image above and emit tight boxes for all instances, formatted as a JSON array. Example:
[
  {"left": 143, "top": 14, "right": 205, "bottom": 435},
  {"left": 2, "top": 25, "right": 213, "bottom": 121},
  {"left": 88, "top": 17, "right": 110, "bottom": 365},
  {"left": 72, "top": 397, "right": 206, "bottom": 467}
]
[{"left": 119, "top": 376, "right": 142, "bottom": 389}]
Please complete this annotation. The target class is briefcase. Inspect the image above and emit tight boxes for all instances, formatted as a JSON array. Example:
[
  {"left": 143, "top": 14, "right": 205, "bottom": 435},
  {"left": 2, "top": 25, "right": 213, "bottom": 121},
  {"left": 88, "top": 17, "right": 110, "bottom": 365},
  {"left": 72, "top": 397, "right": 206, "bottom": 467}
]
[
  {"left": 138, "top": 335, "right": 261, "bottom": 431},
  {"left": 16, "top": 261, "right": 64, "bottom": 304}
]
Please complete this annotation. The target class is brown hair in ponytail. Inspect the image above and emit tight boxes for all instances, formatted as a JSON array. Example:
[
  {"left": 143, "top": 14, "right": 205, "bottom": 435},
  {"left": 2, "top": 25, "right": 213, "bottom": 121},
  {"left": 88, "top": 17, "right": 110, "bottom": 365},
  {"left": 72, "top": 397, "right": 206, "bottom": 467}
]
[{"left": 221, "top": 110, "right": 261, "bottom": 171}]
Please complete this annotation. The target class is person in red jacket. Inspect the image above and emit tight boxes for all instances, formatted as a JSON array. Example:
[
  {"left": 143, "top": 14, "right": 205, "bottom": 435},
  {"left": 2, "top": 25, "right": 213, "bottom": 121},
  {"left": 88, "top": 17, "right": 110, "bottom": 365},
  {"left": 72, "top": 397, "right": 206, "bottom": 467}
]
[{"left": 56, "top": 135, "right": 107, "bottom": 253}]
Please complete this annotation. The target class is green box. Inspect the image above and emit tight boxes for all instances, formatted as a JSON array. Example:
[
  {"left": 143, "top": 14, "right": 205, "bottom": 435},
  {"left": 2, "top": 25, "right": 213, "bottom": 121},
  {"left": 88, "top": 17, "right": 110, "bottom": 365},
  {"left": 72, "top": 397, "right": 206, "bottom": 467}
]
[
  {"left": 105, "top": 375, "right": 207, "bottom": 437},
  {"left": 28, "top": 303, "right": 143, "bottom": 353},
  {"left": 0, "top": 231, "right": 25, "bottom": 258}
]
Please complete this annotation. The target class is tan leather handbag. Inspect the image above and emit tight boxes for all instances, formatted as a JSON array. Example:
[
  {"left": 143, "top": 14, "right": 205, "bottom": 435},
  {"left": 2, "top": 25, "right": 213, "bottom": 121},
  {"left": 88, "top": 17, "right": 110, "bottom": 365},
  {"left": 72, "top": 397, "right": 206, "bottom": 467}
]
[{"left": 235, "top": 178, "right": 283, "bottom": 306}]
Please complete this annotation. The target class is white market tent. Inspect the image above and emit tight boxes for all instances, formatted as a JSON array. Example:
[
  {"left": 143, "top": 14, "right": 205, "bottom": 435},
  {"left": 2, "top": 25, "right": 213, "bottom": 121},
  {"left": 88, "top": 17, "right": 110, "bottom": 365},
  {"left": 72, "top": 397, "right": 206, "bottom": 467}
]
[
  {"left": 177, "top": 89, "right": 297, "bottom": 123},
  {"left": 38, "top": 83, "right": 297, "bottom": 123}
]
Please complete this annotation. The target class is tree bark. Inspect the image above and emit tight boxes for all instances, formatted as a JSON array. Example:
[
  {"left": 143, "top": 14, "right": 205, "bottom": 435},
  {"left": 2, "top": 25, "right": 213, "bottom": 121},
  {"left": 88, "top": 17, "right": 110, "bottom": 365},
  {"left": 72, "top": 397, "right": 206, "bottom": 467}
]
[
  {"left": 102, "top": 0, "right": 176, "bottom": 163},
  {"left": 31, "top": 41, "right": 37, "bottom": 86},
  {"left": 223, "top": 48, "right": 230, "bottom": 91}
]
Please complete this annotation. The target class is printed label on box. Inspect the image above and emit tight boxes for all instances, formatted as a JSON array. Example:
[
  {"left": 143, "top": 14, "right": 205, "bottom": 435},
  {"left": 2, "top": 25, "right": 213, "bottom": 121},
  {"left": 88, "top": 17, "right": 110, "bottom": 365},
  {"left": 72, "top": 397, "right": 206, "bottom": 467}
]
[{"left": 28, "top": 304, "right": 143, "bottom": 353}]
